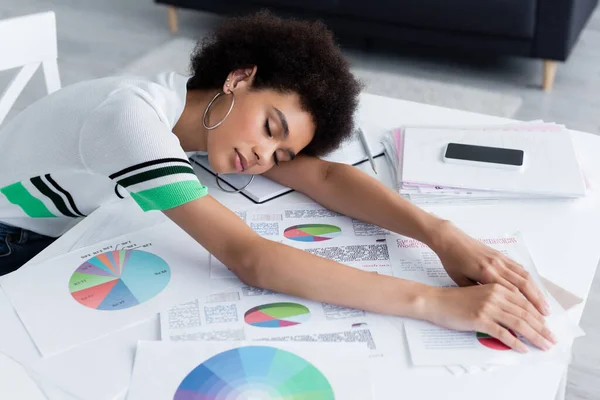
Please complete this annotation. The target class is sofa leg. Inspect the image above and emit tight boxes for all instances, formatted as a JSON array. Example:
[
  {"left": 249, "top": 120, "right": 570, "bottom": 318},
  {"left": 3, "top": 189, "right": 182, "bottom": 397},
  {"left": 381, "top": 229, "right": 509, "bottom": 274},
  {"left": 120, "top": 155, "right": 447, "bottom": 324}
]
[
  {"left": 167, "top": 6, "right": 178, "bottom": 33},
  {"left": 543, "top": 60, "right": 557, "bottom": 91}
]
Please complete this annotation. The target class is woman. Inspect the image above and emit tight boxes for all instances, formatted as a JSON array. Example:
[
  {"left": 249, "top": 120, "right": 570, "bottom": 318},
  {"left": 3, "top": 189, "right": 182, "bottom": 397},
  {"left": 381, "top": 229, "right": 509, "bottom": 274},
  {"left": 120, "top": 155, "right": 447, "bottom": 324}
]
[{"left": 0, "top": 11, "right": 555, "bottom": 352}]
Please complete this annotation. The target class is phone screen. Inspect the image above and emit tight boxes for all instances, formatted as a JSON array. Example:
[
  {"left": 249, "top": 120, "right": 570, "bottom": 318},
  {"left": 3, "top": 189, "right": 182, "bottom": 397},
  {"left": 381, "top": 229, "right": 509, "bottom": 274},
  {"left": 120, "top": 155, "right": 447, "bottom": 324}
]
[{"left": 445, "top": 143, "right": 524, "bottom": 166}]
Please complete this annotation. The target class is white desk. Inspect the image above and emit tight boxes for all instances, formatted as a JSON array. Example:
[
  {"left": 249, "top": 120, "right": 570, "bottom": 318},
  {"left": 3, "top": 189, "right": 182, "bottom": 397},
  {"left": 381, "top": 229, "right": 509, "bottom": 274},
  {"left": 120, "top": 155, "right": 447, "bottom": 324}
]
[{"left": 2, "top": 93, "right": 599, "bottom": 400}]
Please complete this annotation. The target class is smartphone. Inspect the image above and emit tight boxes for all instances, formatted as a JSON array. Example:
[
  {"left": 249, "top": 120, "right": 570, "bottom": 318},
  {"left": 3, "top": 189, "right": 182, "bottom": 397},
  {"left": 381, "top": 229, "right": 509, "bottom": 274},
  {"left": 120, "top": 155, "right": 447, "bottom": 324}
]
[{"left": 443, "top": 143, "right": 525, "bottom": 170}]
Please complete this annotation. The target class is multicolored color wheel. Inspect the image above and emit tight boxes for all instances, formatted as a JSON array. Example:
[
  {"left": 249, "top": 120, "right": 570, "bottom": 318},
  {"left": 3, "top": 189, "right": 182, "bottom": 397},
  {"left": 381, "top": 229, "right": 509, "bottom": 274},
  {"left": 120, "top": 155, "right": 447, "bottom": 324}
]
[{"left": 173, "top": 346, "right": 335, "bottom": 400}]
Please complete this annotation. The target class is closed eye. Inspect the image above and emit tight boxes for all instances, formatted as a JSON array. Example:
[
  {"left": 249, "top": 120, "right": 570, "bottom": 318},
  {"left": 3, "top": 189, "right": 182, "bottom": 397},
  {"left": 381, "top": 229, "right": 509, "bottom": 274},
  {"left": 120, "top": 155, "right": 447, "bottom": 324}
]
[{"left": 265, "top": 119, "right": 279, "bottom": 165}]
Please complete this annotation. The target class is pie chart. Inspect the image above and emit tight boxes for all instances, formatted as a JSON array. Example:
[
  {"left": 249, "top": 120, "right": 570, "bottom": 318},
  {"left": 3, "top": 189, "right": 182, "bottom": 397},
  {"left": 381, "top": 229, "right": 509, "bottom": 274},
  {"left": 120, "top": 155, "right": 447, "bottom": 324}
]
[
  {"left": 69, "top": 250, "right": 170, "bottom": 311},
  {"left": 284, "top": 224, "right": 341, "bottom": 242},
  {"left": 245, "top": 302, "right": 310, "bottom": 328},
  {"left": 476, "top": 331, "right": 513, "bottom": 351},
  {"left": 173, "top": 346, "right": 335, "bottom": 400}
]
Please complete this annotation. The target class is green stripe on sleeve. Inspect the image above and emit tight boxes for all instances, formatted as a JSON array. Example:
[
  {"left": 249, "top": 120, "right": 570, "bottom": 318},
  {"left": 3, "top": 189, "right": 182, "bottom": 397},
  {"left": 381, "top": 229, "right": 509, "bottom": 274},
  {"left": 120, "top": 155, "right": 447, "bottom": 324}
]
[
  {"left": 0, "top": 182, "right": 56, "bottom": 218},
  {"left": 130, "top": 179, "right": 208, "bottom": 212},
  {"left": 117, "top": 165, "right": 195, "bottom": 188}
]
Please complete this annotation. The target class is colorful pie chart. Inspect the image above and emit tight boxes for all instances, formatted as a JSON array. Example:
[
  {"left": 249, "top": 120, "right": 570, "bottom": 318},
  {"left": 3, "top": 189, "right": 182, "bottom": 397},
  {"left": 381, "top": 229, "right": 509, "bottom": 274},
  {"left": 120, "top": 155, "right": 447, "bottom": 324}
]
[
  {"left": 69, "top": 250, "right": 170, "bottom": 311},
  {"left": 173, "top": 346, "right": 335, "bottom": 400},
  {"left": 284, "top": 224, "right": 341, "bottom": 242},
  {"left": 476, "top": 331, "right": 513, "bottom": 351},
  {"left": 245, "top": 302, "right": 310, "bottom": 328}
]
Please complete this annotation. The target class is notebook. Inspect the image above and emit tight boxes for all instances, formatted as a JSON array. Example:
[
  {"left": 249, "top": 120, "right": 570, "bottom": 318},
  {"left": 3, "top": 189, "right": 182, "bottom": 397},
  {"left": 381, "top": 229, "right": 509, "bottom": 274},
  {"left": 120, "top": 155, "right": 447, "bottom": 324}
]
[
  {"left": 190, "top": 124, "right": 386, "bottom": 204},
  {"left": 400, "top": 126, "right": 586, "bottom": 198}
]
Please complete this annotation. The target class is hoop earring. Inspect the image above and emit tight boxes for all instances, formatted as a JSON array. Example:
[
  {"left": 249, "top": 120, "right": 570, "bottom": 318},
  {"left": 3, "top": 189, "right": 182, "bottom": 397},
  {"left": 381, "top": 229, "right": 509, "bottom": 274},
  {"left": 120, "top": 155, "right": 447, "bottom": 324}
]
[
  {"left": 216, "top": 173, "right": 255, "bottom": 193},
  {"left": 203, "top": 91, "right": 235, "bottom": 130}
]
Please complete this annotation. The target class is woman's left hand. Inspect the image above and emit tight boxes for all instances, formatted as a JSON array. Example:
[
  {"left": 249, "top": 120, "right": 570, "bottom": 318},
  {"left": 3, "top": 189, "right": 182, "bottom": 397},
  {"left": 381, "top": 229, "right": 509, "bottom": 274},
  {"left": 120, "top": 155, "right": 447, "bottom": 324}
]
[{"left": 431, "top": 221, "right": 550, "bottom": 316}]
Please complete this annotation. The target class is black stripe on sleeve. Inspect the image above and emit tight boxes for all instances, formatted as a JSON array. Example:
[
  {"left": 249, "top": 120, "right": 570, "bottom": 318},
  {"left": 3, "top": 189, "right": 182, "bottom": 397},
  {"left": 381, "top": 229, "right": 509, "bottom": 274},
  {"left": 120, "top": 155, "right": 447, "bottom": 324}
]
[
  {"left": 45, "top": 174, "right": 86, "bottom": 217},
  {"left": 109, "top": 158, "right": 192, "bottom": 180},
  {"left": 30, "top": 177, "right": 79, "bottom": 218},
  {"left": 117, "top": 165, "right": 195, "bottom": 188},
  {"left": 114, "top": 184, "right": 125, "bottom": 199}
]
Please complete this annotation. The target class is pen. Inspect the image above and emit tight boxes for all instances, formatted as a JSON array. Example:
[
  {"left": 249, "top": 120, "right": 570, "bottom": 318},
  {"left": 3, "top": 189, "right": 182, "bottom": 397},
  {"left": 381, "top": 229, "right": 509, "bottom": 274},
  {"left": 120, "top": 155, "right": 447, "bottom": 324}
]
[{"left": 357, "top": 127, "right": 377, "bottom": 174}]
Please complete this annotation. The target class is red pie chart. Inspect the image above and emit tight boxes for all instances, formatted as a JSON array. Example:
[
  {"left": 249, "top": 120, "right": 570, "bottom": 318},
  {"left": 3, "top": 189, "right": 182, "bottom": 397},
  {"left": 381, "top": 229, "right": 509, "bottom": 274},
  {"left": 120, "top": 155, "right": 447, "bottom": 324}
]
[{"left": 476, "top": 331, "right": 515, "bottom": 351}]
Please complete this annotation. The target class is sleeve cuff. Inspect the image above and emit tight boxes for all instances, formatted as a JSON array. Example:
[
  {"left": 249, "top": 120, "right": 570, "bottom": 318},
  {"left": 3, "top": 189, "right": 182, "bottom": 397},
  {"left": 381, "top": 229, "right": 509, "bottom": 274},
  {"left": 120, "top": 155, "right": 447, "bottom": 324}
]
[{"left": 130, "top": 179, "right": 208, "bottom": 212}]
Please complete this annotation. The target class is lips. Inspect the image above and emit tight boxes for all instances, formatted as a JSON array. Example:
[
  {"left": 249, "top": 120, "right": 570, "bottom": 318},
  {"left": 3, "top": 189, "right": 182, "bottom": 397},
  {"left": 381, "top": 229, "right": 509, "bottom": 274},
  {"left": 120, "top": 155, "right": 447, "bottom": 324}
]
[{"left": 234, "top": 148, "right": 251, "bottom": 173}]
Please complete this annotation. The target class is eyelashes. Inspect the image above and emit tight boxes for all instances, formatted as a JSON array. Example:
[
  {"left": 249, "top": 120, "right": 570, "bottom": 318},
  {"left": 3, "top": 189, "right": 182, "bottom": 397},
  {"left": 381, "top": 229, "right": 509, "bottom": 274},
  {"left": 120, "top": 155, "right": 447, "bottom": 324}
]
[{"left": 265, "top": 119, "right": 279, "bottom": 165}]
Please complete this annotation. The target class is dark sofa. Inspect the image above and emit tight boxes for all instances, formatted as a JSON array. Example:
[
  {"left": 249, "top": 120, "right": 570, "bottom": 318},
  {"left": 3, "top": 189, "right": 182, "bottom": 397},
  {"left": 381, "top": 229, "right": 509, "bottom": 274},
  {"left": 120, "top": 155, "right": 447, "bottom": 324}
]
[{"left": 156, "top": 0, "right": 599, "bottom": 91}]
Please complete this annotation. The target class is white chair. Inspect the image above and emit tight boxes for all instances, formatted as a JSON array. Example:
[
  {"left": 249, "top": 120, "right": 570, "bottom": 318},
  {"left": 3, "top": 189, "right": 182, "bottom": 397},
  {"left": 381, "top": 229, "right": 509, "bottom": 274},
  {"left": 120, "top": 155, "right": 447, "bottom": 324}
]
[{"left": 0, "top": 11, "right": 61, "bottom": 126}]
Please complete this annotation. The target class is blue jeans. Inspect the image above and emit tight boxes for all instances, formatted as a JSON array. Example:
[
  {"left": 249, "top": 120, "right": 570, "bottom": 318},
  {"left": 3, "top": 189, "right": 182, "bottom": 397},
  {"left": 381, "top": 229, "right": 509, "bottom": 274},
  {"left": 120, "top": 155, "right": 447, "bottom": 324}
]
[{"left": 0, "top": 222, "right": 57, "bottom": 276}]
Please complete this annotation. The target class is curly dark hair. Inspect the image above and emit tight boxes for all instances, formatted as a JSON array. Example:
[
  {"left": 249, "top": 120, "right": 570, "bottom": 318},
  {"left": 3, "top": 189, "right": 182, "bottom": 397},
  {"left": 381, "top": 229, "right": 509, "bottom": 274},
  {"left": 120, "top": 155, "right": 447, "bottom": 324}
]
[{"left": 187, "top": 11, "right": 363, "bottom": 157}]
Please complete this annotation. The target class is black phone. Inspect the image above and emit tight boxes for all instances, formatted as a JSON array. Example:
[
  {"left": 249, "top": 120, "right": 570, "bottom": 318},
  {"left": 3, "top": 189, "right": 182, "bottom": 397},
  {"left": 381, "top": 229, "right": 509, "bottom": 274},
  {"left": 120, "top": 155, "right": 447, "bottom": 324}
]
[{"left": 443, "top": 143, "right": 524, "bottom": 169}]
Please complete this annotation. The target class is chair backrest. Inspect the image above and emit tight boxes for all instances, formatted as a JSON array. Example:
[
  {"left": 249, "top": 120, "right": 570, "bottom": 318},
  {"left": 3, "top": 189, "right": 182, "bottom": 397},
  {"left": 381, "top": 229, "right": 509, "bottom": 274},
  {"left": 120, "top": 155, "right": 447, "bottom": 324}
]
[{"left": 0, "top": 11, "right": 61, "bottom": 125}]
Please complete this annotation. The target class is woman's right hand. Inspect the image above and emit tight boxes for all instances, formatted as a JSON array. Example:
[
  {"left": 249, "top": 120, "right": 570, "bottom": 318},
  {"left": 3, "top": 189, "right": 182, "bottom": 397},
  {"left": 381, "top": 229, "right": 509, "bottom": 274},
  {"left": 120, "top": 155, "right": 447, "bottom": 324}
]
[{"left": 422, "top": 284, "right": 558, "bottom": 353}]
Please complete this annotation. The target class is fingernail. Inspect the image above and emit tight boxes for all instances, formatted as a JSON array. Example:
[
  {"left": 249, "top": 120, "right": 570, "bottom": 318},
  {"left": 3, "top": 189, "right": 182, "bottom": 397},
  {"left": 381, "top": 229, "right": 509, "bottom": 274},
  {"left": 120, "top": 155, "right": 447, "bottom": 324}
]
[
  {"left": 520, "top": 345, "right": 529, "bottom": 353},
  {"left": 549, "top": 332, "right": 558, "bottom": 344},
  {"left": 543, "top": 304, "right": 551, "bottom": 316},
  {"left": 539, "top": 338, "right": 553, "bottom": 351}
]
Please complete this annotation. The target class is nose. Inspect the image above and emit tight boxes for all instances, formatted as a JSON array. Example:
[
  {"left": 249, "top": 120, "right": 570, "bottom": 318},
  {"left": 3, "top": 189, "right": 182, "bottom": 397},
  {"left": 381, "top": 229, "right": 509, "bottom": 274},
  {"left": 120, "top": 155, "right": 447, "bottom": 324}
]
[{"left": 252, "top": 140, "right": 278, "bottom": 167}]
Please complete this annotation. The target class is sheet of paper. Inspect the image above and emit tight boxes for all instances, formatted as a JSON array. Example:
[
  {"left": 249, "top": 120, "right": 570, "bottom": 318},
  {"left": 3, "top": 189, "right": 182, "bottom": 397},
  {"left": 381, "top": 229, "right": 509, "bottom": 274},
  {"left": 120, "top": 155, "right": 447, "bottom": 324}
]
[
  {"left": 380, "top": 132, "right": 399, "bottom": 185},
  {"left": 540, "top": 276, "right": 583, "bottom": 311},
  {"left": 160, "top": 287, "right": 397, "bottom": 358},
  {"left": 403, "top": 309, "right": 576, "bottom": 368},
  {"left": 33, "top": 377, "right": 81, "bottom": 400},
  {"left": 126, "top": 340, "right": 373, "bottom": 400},
  {"left": 245, "top": 202, "right": 390, "bottom": 241},
  {"left": 209, "top": 235, "right": 393, "bottom": 281},
  {"left": 387, "top": 232, "right": 584, "bottom": 367},
  {"left": 0, "top": 285, "right": 159, "bottom": 400},
  {"left": 0, "top": 220, "right": 236, "bottom": 357},
  {"left": 299, "top": 237, "right": 393, "bottom": 276},
  {"left": 388, "top": 232, "right": 551, "bottom": 289},
  {"left": 209, "top": 203, "right": 392, "bottom": 280},
  {"left": 112, "top": 388, "right": 128, "bottom": 400},
  {"left": 29, "top": 318, "right": 158, "bottom": 400},
  {"left": 414, "top": 185, "right": 551, "bottom": 198},
  {"left": 67, "top": 199, "right": 168, "bottom": 253},
  {"left": 0, "top": 353, "right": 47, "bottom": 400}
]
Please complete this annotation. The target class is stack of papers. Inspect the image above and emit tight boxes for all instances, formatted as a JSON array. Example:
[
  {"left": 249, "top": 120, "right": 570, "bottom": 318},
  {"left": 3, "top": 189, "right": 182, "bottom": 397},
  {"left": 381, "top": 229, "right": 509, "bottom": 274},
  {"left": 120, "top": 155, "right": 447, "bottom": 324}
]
[{"left": 381, "top": 123, "right": 587, "bottom": 205}]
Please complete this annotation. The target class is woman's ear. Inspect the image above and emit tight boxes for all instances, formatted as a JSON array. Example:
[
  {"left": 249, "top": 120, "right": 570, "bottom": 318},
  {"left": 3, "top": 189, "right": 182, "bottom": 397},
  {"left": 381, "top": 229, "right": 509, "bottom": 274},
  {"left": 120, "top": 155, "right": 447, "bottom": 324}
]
[{"left": 223, "top": 66, "right": 258, "bottom": 93}]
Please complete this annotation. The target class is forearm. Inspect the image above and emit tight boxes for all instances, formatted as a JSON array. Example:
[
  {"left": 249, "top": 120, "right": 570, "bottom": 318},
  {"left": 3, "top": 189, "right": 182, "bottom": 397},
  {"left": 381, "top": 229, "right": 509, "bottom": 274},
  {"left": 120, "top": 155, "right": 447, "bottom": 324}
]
[
  {"left": 241, "top": 237, "right": 430, "bottom": 318},
  {"left": 308, "top": 163, "right": 447, "bottom": 248}
]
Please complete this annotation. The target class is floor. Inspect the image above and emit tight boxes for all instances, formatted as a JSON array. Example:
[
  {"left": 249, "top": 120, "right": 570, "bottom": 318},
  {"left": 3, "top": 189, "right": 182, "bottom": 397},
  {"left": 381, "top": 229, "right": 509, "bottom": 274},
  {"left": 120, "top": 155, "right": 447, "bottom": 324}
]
[{"left": 1, "top": 1, "right": 599, "bottom": 399}]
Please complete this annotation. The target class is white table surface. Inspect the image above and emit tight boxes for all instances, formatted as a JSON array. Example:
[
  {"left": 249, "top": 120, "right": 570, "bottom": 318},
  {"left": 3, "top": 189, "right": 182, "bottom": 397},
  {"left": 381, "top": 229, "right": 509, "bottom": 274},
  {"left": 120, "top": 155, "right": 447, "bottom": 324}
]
[{"left": 2, "top": 93, "right": 599, "bottom": 400}]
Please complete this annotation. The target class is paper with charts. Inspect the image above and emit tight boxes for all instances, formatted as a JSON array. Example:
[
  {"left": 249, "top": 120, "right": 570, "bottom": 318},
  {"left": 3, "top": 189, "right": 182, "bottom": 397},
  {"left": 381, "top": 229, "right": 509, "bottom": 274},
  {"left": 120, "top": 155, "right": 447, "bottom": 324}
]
[
  {"left": 126, "top": 340, "right": 372, "bottom": 400},
  {"left": 238, "top": 202, "right": 390, "bottom": 241},
  {"left": 210, "top": 203, "right": 393, "bottom": 279},
  {"left": 0, "top": 220, "right": 235, "bottom": 356},
  {"left": 387, "top": 232, "right": 584, "bottom": 367},
  {"left": 161, "top": 286, "right": 398, "bottom": 358}
]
